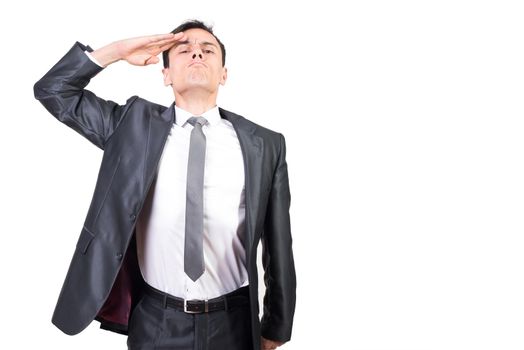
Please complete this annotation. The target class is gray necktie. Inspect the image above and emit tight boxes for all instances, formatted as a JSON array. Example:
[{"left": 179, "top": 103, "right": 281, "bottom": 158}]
[{"left": 184, "top": 116, "right": 208, "bottom": 281}]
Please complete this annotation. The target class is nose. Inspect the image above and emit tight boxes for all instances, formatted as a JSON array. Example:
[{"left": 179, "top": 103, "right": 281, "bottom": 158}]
[{"left": 191, "top": 46, "right": 203, "bottom": 60}]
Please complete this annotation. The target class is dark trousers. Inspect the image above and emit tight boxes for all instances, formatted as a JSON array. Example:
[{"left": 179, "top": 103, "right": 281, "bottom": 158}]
[{"left": 127, "top": 286, "right": 253, "bottom": 350}]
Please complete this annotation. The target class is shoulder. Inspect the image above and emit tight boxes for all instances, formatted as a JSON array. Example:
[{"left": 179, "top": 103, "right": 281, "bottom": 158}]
[
  {"left": 218, "top": 107, "right": 284, "bottom": 142},
  {"left": 125, "top": 96, "right": 167, "bottom": 113}
]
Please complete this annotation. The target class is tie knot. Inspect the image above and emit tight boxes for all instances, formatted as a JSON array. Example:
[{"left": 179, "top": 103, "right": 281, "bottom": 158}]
[{"left": 187, "top": 116, "right": 208, "bottom": 127}]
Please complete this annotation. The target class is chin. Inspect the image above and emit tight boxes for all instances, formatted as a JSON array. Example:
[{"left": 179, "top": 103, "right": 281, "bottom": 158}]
[
  {"left": 176, "top": 83, "right": 214, "bottom": 95},
  {"left": 186, "top": 78, "right": 213, "bottom": 89}
]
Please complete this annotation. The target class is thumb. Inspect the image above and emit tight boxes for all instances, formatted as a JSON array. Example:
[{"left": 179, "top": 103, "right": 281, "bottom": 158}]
[{"left": 145, "top": 56, "right": 160, "bottom": 65}]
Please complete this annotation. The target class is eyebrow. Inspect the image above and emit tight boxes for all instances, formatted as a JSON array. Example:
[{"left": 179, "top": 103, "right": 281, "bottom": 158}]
[{"left": 173, "top": 40, "right": 219, "bottom": 49}]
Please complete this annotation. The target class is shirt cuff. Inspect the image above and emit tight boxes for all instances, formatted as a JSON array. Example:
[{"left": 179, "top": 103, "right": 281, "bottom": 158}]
[{"left": 84, "top": 50, "right": 104, "bottom": 67}]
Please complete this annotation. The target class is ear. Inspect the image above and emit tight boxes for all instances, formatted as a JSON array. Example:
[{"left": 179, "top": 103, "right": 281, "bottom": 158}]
[
  {"left": 162, "top": 68, "right": 172, "bottom": 86},
  {"left": 220, "top": 67, "right": 228, "bottom": 86}
]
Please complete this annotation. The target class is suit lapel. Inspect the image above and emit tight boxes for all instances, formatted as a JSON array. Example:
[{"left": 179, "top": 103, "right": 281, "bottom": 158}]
[
  {"left": 220, "top": 108, "right": 264, "bottom": 258},
  {"left": 142, "top": 102, "right": 175, "bottom": 195}
]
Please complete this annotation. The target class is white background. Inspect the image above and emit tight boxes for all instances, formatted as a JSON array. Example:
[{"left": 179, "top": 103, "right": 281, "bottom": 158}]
[{"left": 1, "top": 0, "right": 524, "bottom": 349}]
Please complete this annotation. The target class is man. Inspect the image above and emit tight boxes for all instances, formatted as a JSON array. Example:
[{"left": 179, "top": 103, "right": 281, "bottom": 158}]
[{"left": 33, "top": 20, "right": 296, "bottom": 350}]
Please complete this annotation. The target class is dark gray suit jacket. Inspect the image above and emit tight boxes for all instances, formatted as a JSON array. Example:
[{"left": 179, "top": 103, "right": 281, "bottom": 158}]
[{"left": 33, "top": 42, "right": 296, "bottom": 350}]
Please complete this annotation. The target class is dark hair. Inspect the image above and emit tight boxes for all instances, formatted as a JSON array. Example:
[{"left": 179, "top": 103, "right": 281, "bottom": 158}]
[{"left": 162, "top": 20, "right": 226, "bottom": 68}]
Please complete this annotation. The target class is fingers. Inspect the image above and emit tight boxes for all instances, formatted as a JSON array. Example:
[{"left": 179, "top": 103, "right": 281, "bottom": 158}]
[
  {"left": 121, "top": 32, "right": 187, "bottom": 66},
  {"left": 147, "top": 32, "right": 186, "bottom": 46},
  {"left": 146, "top": 32, "right": 182, "bottom": 43},
  {"left": 144, "top": 32, "right": 187, "bottom": 54},
  {"left": 148, "top": 38, "right": 179, "bottom": 51},
  {"left": 158, "top": 42, "right": 177, "bottom": 52}
]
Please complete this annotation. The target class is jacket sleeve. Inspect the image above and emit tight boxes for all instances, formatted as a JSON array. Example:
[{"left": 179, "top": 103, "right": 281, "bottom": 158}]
[
  {"left": 33, "top": 41, "right": 135, "bottom": 150},
  {"left": 261, "top": 133, "right": 297, "bottom": 342}
]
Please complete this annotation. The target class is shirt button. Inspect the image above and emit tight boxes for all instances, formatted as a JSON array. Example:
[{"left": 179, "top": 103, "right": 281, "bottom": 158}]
[
  {"left": 116, "top": 252, "right": 123, "bottom": 260},
  {"left": 130, "top": 214, "right": 136, "bottom": 220}
]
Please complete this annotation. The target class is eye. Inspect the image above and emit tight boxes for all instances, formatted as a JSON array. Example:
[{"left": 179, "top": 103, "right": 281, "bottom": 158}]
[{"left": 204, "top": 49, "right": 214, "bottom": 54}]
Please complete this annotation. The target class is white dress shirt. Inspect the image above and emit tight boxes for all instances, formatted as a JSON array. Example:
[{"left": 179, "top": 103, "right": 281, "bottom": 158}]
[
  {"left": 135, "top": 105, "right": 249, "bottom": 300},
  {"left": 84, "top": 51, "right": 249, "bottom": 299}
]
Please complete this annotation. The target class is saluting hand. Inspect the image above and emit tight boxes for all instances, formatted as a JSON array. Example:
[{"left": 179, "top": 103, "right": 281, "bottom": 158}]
[{"left": 91, "top": 32, "right": 187, "bottom": 67}]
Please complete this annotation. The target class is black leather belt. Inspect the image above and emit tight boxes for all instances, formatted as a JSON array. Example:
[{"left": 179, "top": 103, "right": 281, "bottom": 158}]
[{"left": 143, "top": 283, "right": 249, "bottom": 314}]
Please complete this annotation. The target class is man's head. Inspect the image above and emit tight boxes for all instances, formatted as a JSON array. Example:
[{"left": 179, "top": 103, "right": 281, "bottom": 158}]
[
  {"left": 162, "top": 20, "right": 226, "bottom": 68},
  {"left": 161, "top": 20, "right": 228, "bottom": 98}
]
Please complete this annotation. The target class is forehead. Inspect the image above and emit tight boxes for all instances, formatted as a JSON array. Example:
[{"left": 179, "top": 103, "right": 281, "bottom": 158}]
[{"left": 182, "top": 28, "right": 219, "bottom": 45}]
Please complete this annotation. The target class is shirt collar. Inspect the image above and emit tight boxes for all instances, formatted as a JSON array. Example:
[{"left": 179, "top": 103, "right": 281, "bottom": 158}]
[{"left": 174, "top": 105, "right": 221, "bottom": 127}]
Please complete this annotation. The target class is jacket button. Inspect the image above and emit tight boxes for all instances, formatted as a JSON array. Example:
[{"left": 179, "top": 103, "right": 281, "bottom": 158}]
[
  {"left": 130, "top": 214, "right": 136, "bottom": 220},
  {"left": 116, "top": 252, "right": 123, "bottom": 260}
]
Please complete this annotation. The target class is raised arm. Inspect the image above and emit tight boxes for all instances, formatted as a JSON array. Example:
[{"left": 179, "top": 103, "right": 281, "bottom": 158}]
[{"left": 33, "top": 33, "right": 186, "bottom": 149}]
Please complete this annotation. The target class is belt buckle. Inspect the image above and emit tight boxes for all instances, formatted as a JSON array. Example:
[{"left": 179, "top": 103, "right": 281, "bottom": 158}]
[{"left": 184, "top": 299, "right": 209, "bottom": 314}]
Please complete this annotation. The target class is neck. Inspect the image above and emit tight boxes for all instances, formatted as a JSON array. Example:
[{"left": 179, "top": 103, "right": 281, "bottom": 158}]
[{"left": 174, "top": 89, "right": 218, "bottom": 116}]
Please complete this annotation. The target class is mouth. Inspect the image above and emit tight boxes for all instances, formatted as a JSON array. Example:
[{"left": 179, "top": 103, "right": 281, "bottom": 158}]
[{"left": 188, "top": 62, "right": 207, "bottom": 68}]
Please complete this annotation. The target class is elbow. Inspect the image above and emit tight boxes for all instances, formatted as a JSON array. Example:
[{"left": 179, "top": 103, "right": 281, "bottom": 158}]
[
  {"left": 33, "top": 79, "right": 64, "bottom": 117},
  {"left": 33, "top": 79, "right": 48, "bottom": 101},
  {"left": 34, "top": 76, "right": 61, "bottom": 101}
]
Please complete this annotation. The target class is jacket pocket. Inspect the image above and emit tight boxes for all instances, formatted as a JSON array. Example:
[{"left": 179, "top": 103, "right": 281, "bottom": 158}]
[{"left": 76, "top": 226, "right": 96, "bottom": 254}]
